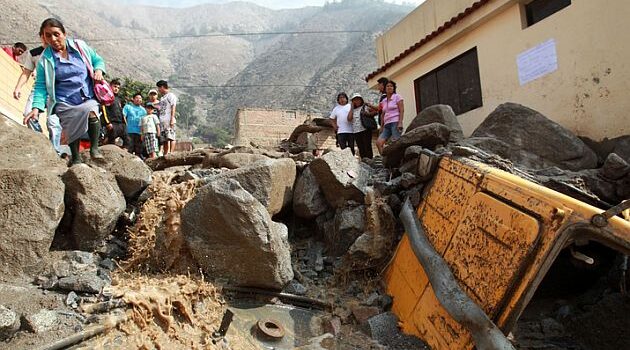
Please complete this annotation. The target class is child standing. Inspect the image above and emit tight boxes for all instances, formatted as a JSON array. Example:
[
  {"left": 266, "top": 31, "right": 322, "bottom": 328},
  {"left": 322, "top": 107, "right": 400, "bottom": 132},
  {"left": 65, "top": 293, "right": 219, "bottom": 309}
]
[{"left": 141, "top": 102, "right": 161, "bottom": 159}]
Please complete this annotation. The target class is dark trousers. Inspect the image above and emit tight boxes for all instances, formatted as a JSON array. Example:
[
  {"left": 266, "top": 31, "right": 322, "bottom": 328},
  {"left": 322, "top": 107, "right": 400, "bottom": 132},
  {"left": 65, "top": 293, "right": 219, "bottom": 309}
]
[
  {"left": 355, "top": 130, "right": 373, "bottom": 159},
  {"left": 337, "top": 133, "right": 355, "bottom": 155},
  {"left": 128, "top": 133, "right": 142, "bottom": 156},
  {"left": 104, "top": 122, "right": 128, "bottom": 147}
]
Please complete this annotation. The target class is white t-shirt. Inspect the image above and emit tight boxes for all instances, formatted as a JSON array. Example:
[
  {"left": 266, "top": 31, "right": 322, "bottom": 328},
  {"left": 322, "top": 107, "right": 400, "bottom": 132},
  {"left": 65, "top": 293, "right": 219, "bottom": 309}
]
[
  {"left": 329, "top": 104, "right": 352, "bottom": 134},
  {"left": 159, "top": 92, "right": 178, "bottom": 125}
]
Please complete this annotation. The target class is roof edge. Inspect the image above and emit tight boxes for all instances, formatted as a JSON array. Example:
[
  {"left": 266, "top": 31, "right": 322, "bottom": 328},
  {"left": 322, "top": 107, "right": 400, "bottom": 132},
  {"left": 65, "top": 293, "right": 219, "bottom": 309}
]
[{"left": 365, "top": 0, "right": 491, "bottom": 82}]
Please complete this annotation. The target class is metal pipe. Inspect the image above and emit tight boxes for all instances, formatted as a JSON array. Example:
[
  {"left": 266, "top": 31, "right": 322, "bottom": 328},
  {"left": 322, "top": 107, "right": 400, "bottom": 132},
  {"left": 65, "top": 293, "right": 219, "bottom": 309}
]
[
  {"left": 221, "top": 286, "right": 329, "bottom": 310},
  {"left": 399, "top": 199, "right": 515, "bottom": 350},
  {"left": 36, "top": 312, "right": 128, "bottom": 350}
]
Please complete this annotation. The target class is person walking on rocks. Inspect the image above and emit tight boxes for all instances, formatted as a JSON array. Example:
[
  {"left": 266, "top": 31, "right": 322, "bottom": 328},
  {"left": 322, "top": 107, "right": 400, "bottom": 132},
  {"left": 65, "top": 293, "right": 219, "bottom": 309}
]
[
  {"left": 123, "top": 92, "right": 146, "bottom": 156},
  {"left": 141, "top": 102, "right": 160, "bottom": 159},
  {"left": 156, "top": 80, "right": 177, "bottom": 155},
  {"left": 376, "top": 80, "right": 404, "bottom": 154},
  {"left": 24, "top": 18, "right": 107, "bottom": 165},
  {"left": 348, "top": 93, "right": 375, "bottom": 159},
  {"left": 13, "top": 32, "right": 65, "bottom": 155},
  {"left": 102, "top": 79, "right": 128, "bottom": 147},
  {"left": 329, "top": 92, "right": 354, "bottom": 155}
]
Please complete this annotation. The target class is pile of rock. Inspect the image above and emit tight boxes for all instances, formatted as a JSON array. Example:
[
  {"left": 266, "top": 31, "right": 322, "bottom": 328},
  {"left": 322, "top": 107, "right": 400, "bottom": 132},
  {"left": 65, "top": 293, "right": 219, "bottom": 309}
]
[{"left": 0, "top": 118, "right": 152, "bottom": 278}]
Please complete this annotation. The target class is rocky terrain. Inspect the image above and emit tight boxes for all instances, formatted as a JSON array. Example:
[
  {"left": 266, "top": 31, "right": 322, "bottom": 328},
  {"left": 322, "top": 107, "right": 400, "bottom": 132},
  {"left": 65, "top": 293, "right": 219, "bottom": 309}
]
[
  {"left": 0, "top": 0, "right": 412, "bottom": 132},
  {"left": 1, "top": 101, "right": 628, "bottom": 349}
]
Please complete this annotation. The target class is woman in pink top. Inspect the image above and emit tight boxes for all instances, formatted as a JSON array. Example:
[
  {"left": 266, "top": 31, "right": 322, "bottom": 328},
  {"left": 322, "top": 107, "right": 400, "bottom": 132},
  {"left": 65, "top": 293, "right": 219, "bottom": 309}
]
[{"left": 376, "top": 80, "right": 404, "bottom": 154}]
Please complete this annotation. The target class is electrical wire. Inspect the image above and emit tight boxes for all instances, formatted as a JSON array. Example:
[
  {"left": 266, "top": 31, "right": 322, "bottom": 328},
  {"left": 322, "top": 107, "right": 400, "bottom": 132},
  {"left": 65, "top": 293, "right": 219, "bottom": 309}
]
[{"left": 1, "top": 29, "right": 372, "bottom": 46}]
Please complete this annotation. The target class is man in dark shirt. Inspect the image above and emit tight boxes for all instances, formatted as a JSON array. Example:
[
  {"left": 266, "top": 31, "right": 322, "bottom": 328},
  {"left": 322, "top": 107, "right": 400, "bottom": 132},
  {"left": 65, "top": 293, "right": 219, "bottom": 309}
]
[{"left": 101, "top": 79, "right": 128, "bottom": 147}]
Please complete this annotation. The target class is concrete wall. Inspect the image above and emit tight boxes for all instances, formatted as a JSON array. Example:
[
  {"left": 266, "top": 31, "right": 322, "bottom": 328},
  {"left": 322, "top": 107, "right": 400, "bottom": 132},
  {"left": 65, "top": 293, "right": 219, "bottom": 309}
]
[
  {"left": 369, "top": 0, "right": 630, "bottom": 141},
  {"left": 233, "top": 108, "right": 336, "bottom": 149}
]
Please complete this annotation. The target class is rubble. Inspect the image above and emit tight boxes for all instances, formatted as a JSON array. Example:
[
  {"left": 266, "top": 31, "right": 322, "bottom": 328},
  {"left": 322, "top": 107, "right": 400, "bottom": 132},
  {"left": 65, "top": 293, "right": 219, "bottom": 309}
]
[
  {"left": 61, "top": 164, "right": 126, "bottom": 251},
  {"left": 182, "top": 178, "right": 293, "bottom": 289},
  {"left": 382, "top": 122, "right": 451, "bottom": 167},
  {"left": 23, "top": 309, "right": 58, "bottom": 334}
]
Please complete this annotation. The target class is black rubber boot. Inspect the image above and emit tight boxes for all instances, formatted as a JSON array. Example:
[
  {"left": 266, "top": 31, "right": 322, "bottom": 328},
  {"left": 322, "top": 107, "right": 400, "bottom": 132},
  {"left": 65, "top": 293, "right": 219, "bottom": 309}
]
[
  {"left": 69, "top": 140, "right": 82, "bottom": 166},
  {"left": 88, "top": 117, "right": 104, "bottom": 160}
]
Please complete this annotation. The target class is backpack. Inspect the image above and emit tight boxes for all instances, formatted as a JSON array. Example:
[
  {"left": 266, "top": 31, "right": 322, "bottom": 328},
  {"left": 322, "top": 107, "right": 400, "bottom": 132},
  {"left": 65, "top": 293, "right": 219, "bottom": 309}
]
[
  {"left": 74, "top": 40, "right": 115, "bottom": 106},
  {"left": 360, "top": 105, "right": 378, "bottom": 130}
]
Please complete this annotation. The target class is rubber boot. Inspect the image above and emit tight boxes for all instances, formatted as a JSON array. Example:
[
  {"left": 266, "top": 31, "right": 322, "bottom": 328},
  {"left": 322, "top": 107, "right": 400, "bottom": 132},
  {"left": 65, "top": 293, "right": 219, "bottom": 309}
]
[
  {"left": 69, "top": 140, "right": 82, "bottom": 166},
  {"left": 88, "top": 117, "right": 104, "bottom": 160}
]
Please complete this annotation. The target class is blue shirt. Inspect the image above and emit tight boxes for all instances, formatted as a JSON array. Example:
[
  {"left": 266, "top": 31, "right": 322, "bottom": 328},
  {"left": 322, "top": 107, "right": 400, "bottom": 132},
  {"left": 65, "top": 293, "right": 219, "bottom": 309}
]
[
  {"left": 123, "top": 104, "right": 147, "bottom": 135},
  {"left": 53, "top": 49, "right": 93, "bottom": 106}
]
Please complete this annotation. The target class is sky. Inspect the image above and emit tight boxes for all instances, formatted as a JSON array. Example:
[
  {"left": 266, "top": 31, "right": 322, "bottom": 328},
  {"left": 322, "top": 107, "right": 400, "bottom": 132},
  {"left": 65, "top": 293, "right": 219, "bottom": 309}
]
[{"left": 113, "top": 0, "right": 427, "bottom": 10}]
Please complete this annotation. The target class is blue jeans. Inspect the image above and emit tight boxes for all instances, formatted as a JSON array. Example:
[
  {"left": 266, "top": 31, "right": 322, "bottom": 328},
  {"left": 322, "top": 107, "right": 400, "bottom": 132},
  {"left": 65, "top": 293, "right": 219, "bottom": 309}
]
[
  {"left": 378, "top": 122, "right": 401, "bottom": 141},
  {"left": 46, "top": 114, "right": 64, "bottom": 154}
]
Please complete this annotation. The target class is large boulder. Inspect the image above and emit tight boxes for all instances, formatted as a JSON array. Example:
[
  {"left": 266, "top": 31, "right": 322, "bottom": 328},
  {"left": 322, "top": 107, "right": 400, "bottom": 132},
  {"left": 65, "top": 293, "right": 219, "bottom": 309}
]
[
  {"left": 382, "top": 123, "right": 450, "bottom": 168},
  {"left": 406, "top": 105, "right": 464, "bottom": 142},
  {"left": 0, "top": 117, "right": 67, "bottom": 276},
  {"left": 348, "top": 193, "right": 396, "bottom": 262},
  {"left": 293, "top": 166, "right": 330, "bottom": 219},
  {"left": 182, "top": 178, "right": 293, "bottom": 289},
  {"left": 203, "top": 158, "right": 296, "bottom": 216},
  {"left": 309, "top": 149, "right": 372, "bottom": 208},
  {"left": 82, "top": 145, "right": 152, "bottom": 199},
  {"left": 62, "top": 165, "right": 126, "bottom": 251},
  {"left": 325, "top": 205, "right": 366, "bottom": 256},
  {"left": 0, "top": 116, "right": 66, "bottom": 171},
  {"left": 470, "top": 103, "right": 598, "bottom": 170},
  {"left": 0, "top": 169, "right": 65, "bottom": 276}
]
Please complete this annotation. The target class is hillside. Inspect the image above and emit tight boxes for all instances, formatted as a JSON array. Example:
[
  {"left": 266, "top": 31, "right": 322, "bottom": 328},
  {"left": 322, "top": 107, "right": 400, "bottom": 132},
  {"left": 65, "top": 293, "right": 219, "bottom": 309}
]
[{"left": 0, "top": 0, "right": 413, "bottom": 137}]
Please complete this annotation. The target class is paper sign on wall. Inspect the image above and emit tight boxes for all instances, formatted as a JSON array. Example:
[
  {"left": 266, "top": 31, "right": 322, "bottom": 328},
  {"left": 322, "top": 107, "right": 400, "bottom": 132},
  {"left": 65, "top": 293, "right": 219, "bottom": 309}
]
[{"left": 517, "top": 39, "right": 558, "bottom": 85}]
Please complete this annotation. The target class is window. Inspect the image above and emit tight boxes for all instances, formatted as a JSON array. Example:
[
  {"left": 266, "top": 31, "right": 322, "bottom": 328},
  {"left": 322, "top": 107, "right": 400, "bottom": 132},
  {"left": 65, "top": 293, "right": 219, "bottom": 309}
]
[
  {"left": 414, "top": 48, "right": 482, "bottom": 115},
  {"left": 525, "top": 0, "right": 571, "bottom": 27}
]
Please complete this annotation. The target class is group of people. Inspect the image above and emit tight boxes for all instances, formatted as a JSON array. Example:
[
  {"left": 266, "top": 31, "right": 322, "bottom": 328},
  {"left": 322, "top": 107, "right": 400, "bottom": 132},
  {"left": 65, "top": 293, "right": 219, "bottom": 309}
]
[
  {"left": 10, "top": 17, "right": 178, "bottom": 166},
  {"left": 101, "top": 79, "right": 178, "bottom": 159},
  {"left": 329, "top": 77, "right": 404, "bottom": 159}
]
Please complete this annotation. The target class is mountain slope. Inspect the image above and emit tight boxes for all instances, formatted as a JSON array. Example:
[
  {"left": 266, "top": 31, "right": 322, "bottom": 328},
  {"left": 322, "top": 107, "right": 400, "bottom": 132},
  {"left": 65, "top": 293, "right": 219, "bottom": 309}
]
[{"left": 0, "top": 0, "right": 413, "bottom": 134}]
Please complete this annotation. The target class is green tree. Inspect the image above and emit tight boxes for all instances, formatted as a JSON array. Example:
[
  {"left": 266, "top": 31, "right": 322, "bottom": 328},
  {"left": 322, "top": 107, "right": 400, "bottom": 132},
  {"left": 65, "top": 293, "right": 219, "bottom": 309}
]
[
  {"left": 194, "top": 125, "right": 232, "bottom": 148},
  {"left": 176, "top": 93, "right": 198, "bottom": 129},
  {"left": 117, "top": 77, "right": 153, "bottom": 104}
]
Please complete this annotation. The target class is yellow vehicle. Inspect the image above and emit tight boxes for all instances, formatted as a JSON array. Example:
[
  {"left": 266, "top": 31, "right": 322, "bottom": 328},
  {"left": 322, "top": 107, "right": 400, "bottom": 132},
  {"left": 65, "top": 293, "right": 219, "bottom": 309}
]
[{"left": 384, "top": 156, "right": 630, "bottom": 350}]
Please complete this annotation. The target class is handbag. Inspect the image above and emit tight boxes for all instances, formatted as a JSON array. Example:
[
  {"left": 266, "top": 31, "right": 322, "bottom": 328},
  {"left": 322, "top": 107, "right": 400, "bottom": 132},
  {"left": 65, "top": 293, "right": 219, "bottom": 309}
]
[
  {"left": 360, "top": 105, "right": 378, "bottom": 130},
  {"left": 74, "top": 40, "right": 115, "bottom": 106}
]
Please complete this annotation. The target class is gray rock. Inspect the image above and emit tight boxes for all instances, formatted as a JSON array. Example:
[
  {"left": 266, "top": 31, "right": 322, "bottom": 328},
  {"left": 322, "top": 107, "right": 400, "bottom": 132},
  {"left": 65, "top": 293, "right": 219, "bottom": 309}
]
[
  {"left": 0, "top": 169, "right": 65, "bottom": 276},
  {"left": 82, "top": 145, "right": 152, "bottom": 199},
  {"left": 406, "top": 104, "right": 464, "bottom": 142},
  {"left": 182, "top": 178, "right": 293, "bottom": 290},
  {"left": 69, "top": 251, "right": 97, "bottom": 265},
  {"left": 66, "top": 292, "right": 80, "bottom": 308},
  {"left": 0, "top": 116, "right": 66, "bottom": 171},
  {"left": 58, "top": 273, "right": 106, "bottom": 294},
  {"left": 416, "top": 149, "right": 440, "bottom": 182},
  {"left": 291, "top": 151, "right": 316, "bottom": 163},
  {"left": 367, "top": 312, "right": 399, "bottom": 344},
  {"left": 315, "top": 211, "right": 335, "bottom": 244},
  {"left": 284, "top": 280, "right": 307, "bottom": 296},
  {"left": 383, "top": 123, "right": 450, "bottom": 168},
  {"left": 599, "top": 153, "right": 630, "bottom": 180},
  {"left": 400, "top": 172, "right": 419, "bottom": 189},
  {"left": 325, "top": 205, "right": 366, "bottom": 256},
  {"left": 37, "top": 275, "right": 59, "bottom": 290},
  {"left": 204, "top": 158, "right": 296, "bottom": 216},
  {"left": 348, "top": 195, "right": 396, "bottom": 261},
  {"left": 403, "top": 145, "right": 424, "bottom": 162},
  {"left": 0, "top": 305, "right": 20, "bottom": 340},
  {"left": 365, "top": 292, "right": 380, "bottom": 306},
  {"left": 24, "top": 310, "right": 57, "bottom": 334},
  {"left": 309, "top": 149, "right": 372, "bottom": 208},
  {"left": 62, "top": 165, "right": 126, "bottom": 251},
  {"left": 579, "top": 169, "right": 619, "bottom": 203},
  {"left": 471, "top": 103, "right": 598, "bottom": 171},
  {"left": 293, "top": 167, "right": 330, "bottom": 219},
  {"left": 99, "top": 258, "right": 116, "bottom": 270},
  {"left": 218, "top": 153, "right": 270, "bottom": 169},
  {"left": 399, "top": 158, "right": 418, "bottom": 175}
]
